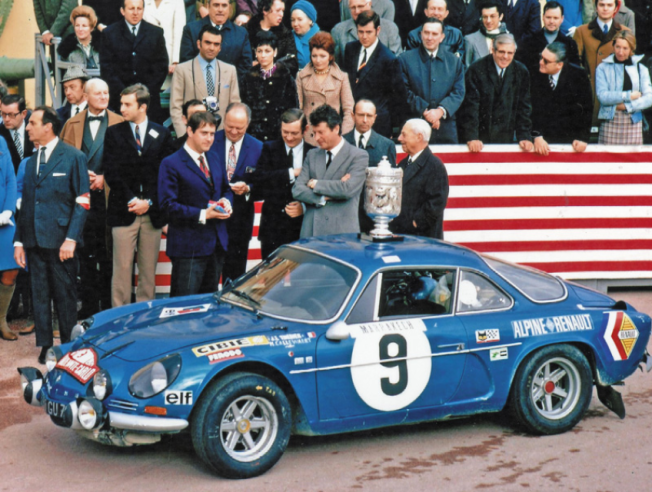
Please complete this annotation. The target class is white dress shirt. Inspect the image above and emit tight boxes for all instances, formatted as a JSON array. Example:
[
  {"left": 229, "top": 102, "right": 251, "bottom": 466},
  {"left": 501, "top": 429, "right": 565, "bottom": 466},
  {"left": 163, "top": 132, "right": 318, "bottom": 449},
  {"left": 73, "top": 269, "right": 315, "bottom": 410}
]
[
  {"left": 127, "top": 20, "right": 142, "bottom": 37},
  {"left": 353, "top": 129, "right": 372, "bottom": 149},
  {"left": 357, "top": 39, "right": 379, "bottom": 69},
  {"left": 87, "top": 109, "right": 106, "bottom": 140},
  {"left": 71, "top": 101, "right": 88, "bottom": 118},
  {"left": 597, "top": 19, "right": 613, "bottom": 33},
  {"left": 129, "top": 118, "right": 149, "bottom": 144}
]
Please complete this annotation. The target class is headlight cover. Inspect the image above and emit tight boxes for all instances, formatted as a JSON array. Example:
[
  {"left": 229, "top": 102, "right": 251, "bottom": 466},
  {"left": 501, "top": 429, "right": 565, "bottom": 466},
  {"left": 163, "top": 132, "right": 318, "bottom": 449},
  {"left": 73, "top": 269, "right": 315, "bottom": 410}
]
[
  {"left": 128, "top": 354, "right": 182, "bottom": 399},
  {"left": 92, "top": 370, "right": 112, "bottom": 401},
  {"left": 45, "top": 346, "right": 64, "bottom": 372},
  {"left": 71, "top": 317, "right": 94, "bottom": 341}
]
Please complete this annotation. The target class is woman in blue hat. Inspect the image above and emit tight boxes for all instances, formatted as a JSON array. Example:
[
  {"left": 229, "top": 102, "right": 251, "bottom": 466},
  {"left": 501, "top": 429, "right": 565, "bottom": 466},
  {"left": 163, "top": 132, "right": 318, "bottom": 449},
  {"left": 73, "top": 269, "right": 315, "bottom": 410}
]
[{"left": 290, "top": 0, "right": 320, "bottom": 70}]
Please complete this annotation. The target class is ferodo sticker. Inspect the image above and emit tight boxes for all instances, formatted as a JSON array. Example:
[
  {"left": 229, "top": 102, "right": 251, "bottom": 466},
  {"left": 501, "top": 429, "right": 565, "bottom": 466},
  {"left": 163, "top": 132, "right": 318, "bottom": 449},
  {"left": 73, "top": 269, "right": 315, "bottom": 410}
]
[
  {"left": 207, "top": 348, "right": 244, "bottom": 364},
  {"left": 160, "top": 304, "right": 211, "bottom": 318},
  {"left": 512, "top": 314, "right": 593, "bottom": 339},
  {"left": 55, "top": 348, "right": 100, "bottom": 384},
  {"left": 603, "top": 312, "right": 640, "bottom": 361},
  {"left": 349, "top": 319, "right": 431, "bottom": 412},
  {"left": 192, "top": 336, "right": 269, "bottom": 357}
]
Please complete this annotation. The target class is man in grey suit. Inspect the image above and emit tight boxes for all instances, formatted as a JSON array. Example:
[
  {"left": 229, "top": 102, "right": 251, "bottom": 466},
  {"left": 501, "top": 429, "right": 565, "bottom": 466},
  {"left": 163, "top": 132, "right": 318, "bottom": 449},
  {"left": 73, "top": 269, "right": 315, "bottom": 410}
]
[
  {"left": 343, "top": 100, "right": 395, "bottom": 233},
  {"left": 464, "top": 1, "right": 508, "bottom": 67},
  {"left": 14, "top": 106, "right": 90, "bottom": 363},
  {"left": 293, "top": 104, "right": 369, "bottom": 237},
  {"left": 341, "top": 0, "right": 394, "bottom": 22},
  {"left": 171, "top": 24, "right": 241, "bottom": 136},
  {"left": 331, "top": 0, "right": 403, "bottom": 66}
]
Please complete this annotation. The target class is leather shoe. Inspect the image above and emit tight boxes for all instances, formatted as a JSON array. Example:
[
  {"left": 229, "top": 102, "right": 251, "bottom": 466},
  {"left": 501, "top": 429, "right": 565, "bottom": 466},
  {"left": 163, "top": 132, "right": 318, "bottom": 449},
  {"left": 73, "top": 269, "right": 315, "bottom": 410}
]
[
  {"left": 19, "top": 324, "right": 35, "bottom": 335},
  {"left": 37, "top": 346, "right": 51, "bottom": 365}
]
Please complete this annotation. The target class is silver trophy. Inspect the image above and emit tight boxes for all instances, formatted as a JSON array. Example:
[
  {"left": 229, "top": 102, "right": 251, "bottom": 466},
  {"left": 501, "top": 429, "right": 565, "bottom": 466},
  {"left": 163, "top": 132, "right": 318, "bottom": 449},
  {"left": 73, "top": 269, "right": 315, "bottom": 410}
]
[{"left": 363, "top": 156, "right": 404, "bottom": 241}]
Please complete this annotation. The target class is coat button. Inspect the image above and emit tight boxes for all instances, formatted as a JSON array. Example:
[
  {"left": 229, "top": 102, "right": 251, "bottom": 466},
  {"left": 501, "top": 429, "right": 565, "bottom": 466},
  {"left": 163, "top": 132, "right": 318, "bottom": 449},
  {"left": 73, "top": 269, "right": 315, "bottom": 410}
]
[
  {"left": 264, "top": 118, "right": 267, "bottom": 121},
  {"left": 269, "top": 81, "right": 272, "bottom": 85},
  {"left": 133, "top": 71, "right": 137, "bottom": 75},
  {"left": 266, "top": 100, "right": 270, "bottom": 103},
  {"left": 132, "top": 52, "right": 136, "bottom": 56}
]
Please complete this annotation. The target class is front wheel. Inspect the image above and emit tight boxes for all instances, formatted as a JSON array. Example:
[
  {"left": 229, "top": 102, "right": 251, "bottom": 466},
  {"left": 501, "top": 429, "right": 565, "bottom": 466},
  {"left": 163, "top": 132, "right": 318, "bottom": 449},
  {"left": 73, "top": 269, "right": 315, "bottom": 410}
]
[
  {"left": 509, "top": 344, "right": 593, "bottom": 435},
  {"left": 191, "top": 372, "right": 291, "bottom": 478}
]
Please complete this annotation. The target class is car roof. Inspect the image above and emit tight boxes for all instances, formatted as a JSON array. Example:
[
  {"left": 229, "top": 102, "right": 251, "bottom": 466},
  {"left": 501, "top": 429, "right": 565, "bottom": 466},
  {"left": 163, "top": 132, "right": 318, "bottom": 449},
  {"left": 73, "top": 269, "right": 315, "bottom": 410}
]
[{"left": 289, "top": 234, "right": 490, "bottom": 273}]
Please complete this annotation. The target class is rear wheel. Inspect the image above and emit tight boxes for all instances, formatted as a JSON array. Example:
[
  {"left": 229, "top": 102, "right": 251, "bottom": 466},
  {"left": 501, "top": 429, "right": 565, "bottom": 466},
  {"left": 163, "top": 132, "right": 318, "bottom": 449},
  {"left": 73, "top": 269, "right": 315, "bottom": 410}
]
[
  {"left": 510, "top": 344, "right": 592, "bottom": 435},
  {"left": 191, "top": 372, "right": 291, "bottom": 478}
]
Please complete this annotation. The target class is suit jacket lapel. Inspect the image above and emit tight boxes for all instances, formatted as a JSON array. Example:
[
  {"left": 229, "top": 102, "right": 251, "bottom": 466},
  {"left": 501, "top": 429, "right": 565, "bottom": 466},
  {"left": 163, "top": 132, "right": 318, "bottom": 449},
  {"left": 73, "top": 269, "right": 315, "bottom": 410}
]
[
  {"left": 121, "top": 123, "right": 140, "bottom": 153},
  {"left": 133, "top": 22, "right": 147, "bottom": 48},
  {"left": 193, "top": 57, "right": 208, "bottom": 100},
  {"left": 182, "top": 148, "right": 213, "bottom": 186},
  {"left": 141, "top": 123, "right": 158, "bottom": 155},
  {"left": 323, "top": 142, "right": 348, "bottom": 179},
  {"left": 358, "top": 45, "right": 379, "bottom": 84},
  {"left": 87, "top": 116, "right": 109, "bottom": 161},
  {"left": 235, "top": 136, "right": 251, "bottom": 176},
  {"left": 36, "top": 142, "right": 65, "bottom": 185},
  {"left": 402, "top": 150, "right": 426, "bottom": 184}
]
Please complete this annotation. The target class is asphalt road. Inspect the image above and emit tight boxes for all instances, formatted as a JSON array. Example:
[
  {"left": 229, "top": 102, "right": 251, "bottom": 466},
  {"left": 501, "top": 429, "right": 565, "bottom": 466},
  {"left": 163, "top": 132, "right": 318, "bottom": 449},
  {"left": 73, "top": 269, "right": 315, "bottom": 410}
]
[{"left": 1, "top": 290, "right": 651, "bottom": 492}]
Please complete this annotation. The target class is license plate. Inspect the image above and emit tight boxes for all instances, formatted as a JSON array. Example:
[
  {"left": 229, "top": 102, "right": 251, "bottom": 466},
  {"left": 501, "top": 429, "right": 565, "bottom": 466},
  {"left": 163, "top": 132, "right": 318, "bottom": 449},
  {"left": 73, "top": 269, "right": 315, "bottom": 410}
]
[{"left": 45, "top": 399, "right": 66, "bottom": 419}]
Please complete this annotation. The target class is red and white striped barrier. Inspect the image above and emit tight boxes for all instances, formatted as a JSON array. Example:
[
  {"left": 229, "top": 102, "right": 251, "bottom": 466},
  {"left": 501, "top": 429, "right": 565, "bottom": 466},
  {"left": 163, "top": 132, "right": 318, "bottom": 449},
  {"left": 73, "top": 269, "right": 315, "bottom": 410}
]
[{"left": 147, "top": 144, "right": 652, "bottom": 293}]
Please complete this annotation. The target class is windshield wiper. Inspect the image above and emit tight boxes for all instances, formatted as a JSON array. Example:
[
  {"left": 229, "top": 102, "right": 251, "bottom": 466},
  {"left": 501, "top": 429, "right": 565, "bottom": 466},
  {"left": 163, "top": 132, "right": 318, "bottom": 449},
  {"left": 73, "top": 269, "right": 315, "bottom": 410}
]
[{"left": 228, "top": 289, "right": 261, "bottom": 308}]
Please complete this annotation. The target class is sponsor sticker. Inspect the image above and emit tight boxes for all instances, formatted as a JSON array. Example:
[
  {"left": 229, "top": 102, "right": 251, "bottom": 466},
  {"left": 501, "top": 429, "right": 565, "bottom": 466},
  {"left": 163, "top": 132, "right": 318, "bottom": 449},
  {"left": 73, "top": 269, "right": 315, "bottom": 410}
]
[
  {"left": 476, "top": 329, "right": 500, "bottom": 343},
  {"left": 381, "top": 255, "right": 401, "bottom": 264},
  {"left": 490, "top": 347, "right": 508, "bottom": 361},
  {"left": 268, "top": 332, "right": 316, "bottom": 347},
  {"left": 165, "top": 391, "right": 193, "bottom": 405},
  {"left": 160, "top": 304, "right": 211, "bottom": 319},
  {"left": 193, "top": 336, "right": 269, "bottom": 357},
  {"left": 294, "top": 357, "right": 305, "bottom": 365},
  {"left": 55, "top": 348, "right": 100, "bottom": 384},
  {"left": 349, "top": 319, "right": 427, "bottom": 338},
  {"left": 603, "top": 312, "right": 639, "bottom": 361},
  {"left": 208, "top": 348, "right": 244, "bottom": 364},
  {"left": 512, "top": 314, "right": 593, "bottom": 339}
]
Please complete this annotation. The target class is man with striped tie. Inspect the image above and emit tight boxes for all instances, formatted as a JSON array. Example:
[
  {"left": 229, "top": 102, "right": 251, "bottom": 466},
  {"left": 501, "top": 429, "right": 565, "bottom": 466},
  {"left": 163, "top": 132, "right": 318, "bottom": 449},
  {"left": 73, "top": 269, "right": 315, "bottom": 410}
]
[
  {"left": 159, "top": 111, "right": 233, "bottom": 297},
  {"left": 0, "top": 95, "right": 35, "bottom": 173},
  {"left": 103, "top": 84, "right": 174, "bottom": 307}
]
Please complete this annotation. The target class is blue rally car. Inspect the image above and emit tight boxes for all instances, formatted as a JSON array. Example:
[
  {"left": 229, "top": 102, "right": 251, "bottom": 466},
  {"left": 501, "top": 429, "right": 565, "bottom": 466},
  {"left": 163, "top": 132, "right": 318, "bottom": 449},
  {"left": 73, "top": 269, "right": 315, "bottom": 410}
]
[{"left": 18, "top": 235, "right": 652, "bottom": 478}]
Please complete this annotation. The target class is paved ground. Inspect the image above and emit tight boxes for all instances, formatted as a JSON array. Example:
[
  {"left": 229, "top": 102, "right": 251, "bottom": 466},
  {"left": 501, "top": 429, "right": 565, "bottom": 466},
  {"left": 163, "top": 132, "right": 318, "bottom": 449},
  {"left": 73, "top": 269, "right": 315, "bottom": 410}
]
[{"left": 1, "top": 290, "right": 651, "bottom": 491}]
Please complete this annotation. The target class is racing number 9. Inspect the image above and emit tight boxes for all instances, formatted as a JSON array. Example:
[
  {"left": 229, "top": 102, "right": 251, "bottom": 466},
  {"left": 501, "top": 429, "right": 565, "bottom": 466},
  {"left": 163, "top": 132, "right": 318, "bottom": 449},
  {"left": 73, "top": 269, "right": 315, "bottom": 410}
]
[{"left": 379, "top": 334, "right": 408, "bottom": 396}]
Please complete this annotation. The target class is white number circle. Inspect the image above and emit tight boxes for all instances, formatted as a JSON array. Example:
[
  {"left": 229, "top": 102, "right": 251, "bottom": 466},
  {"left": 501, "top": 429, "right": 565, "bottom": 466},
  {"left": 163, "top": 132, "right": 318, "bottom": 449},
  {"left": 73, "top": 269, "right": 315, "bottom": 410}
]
[{"left": 350, "top": 328, "right": 432, "bottom": 411}]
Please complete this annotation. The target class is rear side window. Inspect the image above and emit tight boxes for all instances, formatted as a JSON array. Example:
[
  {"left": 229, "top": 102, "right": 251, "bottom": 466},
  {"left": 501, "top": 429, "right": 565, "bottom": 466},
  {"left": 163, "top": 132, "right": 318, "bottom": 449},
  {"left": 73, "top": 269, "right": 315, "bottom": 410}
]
[{"left": 483, "top": 256, "right": 566, "bottom": 303}]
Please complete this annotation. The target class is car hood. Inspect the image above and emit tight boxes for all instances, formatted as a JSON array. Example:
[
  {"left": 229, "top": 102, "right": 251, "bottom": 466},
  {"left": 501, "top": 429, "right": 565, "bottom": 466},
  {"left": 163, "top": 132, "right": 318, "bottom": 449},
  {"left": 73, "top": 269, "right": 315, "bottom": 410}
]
[{"left": 80, "top": 294, "right": 275, "bottom": 362}]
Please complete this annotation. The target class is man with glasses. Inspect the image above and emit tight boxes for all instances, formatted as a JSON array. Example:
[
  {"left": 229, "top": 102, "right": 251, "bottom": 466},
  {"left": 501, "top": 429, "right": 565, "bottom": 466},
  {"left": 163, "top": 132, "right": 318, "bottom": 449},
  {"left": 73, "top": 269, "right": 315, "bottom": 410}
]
[
  {"left": 530, "top": 42, "right": 592, "bottom": 155},
  {"left": 458, "top": 33, "right": 533, "bottom": 152},
  {"left": 0, "top": 95, "right": 35, "bottom": 173}
]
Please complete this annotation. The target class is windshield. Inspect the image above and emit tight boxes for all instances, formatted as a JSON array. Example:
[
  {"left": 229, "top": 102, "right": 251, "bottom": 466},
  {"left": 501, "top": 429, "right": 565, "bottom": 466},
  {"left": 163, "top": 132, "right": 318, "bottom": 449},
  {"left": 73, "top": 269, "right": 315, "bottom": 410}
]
[
  {"left": 221, "top": 247, "right": 359, "bottom": 321},
  {"left": 482, "top": 256, "right": 566, "bottom": 303}
]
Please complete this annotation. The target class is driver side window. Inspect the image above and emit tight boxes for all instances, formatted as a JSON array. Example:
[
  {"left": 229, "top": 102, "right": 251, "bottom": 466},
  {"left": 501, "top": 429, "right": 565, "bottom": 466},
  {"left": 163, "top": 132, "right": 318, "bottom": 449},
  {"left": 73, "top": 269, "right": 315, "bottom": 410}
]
[
  {"left": 456, "top": 270, "right": 512, "bottom": 313},
  {"left": 378, "top": 269, "right": 455, "bottom": 319}
]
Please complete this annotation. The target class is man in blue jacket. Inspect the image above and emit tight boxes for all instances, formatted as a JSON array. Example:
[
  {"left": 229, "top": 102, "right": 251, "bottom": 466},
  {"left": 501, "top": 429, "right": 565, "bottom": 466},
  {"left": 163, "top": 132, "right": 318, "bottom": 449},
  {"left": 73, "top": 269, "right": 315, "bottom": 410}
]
[
  {"left": 159, "top": 111, "right": 233, "bottom": 297},
  {"left": 398, "top": 17, "right": 466, "bottom": 143}
]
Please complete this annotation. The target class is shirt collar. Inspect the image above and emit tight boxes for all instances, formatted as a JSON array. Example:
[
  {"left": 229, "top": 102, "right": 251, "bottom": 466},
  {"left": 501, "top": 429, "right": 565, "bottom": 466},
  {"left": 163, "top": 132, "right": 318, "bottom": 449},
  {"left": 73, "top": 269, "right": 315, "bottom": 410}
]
[
  {"left": 198, "top": 54, "right": 217, "bottom": 71},
  {"left": 354, "top": 128, "right": 372, "bottom": 147},
  {"left": 285, "top": 139, "right": 304, "bottom": 155},
  {"left": 129, "top": 117, "right": 148, "bottom": 136},
  {"left": 40, "top": 136, "right": 59, "bottom": 160},
  {"left": 494, "top": 62, "right": 507, "bottom": 76},
  {"left": 183, "top": 143, "right": 205, "bottom": 164},
  {"left": 550, "top": 69, "right": 562, "bottom": 84},
  {"left": 361, "top": 39, "right": 379, "bottom": 59},
  {"left": 424, "top": 47, "right": 439, "bottom": 58},
  {"left": 72, "top": 101, "right": 88, "bottom": 112},
  {"left": 409, "top": 148, "right": 425, "bottom": 162},
  {"left": 15, "top": 120, "right": 25, "bottom": 136},
  {"left": 327, "top": 137, "right": 345, "bottom": 157},
  {"left": 87, "top": 108, "right": 105, "bottom": 117},
  {"left": 126, "top": 20, "right": 141, "bottom": 34},
  {"left": 597, "top": 19, "right": 612, "bottom": 32}
]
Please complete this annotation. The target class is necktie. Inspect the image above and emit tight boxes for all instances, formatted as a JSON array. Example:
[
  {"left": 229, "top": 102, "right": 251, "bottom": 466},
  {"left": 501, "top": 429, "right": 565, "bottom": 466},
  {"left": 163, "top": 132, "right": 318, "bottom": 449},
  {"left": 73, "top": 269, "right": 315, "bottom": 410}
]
[
  {"left": 358, "top": 49, "right": 367, "bottom": 72},
  {"left": 88, "top": 115, "right": 103, "bottom": 122},
  {"left": 406, "top": 157, "right": 413, "bottom": 167},
  {"left": 288, "top": 148, "right": 294, "bottom": 166},
  {"left": 227, "top": 142, "right": 236, "bottom": 181},
  {"left": 132, "top": 26, "right": 137, "bottom": 38},
  {"left": 198, "top": 154, "right": 211, "bottom": 181},
  {"left": 38, "top": 147, "right": 47, "bottom": 177},
  {"left": 13, "top": 130, "right": 23, "bottom": 160},
  {"left": 135, "top": 124, "right": 142, "bottom": 154},
  {"left": 75, "top": 106, "right": 80, "bottom": 115},
  {"left": 325, "top": 151, "right": 332, "bottom": 168},
  {"left": 206, "top": 65, "right": 215, "bottom": 97},
  {"left": 549, "top": 75, "right": 555, "bottom": 90},
  {"left": 603, "top": 24, "right": 608, "bottom": 35},
  {"left": 358, "top": 134, "right": 365, "bottom": 149},
  {"left": 499, "top": 68, "right": 505, "bottom": 80}
]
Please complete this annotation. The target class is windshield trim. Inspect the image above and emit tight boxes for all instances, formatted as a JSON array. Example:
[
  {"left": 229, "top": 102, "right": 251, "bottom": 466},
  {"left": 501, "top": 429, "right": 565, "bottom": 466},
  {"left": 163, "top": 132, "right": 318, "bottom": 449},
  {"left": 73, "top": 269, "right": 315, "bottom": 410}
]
[
  {"left": 482, "top": 255, "right": 568, "bottom": 305},
  {"left": 221, "top": 245, "right": 362, "bottom": 325}
]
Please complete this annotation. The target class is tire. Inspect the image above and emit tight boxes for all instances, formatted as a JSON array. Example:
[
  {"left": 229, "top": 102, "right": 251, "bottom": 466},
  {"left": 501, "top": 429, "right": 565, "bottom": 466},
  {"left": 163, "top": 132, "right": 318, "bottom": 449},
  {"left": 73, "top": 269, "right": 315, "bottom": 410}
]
[
  {"left": 509, "top": 344, "right": 592, "bottom": 435},
  {"left": 191, "top": 372, "right": 292, "bottom": 478}
]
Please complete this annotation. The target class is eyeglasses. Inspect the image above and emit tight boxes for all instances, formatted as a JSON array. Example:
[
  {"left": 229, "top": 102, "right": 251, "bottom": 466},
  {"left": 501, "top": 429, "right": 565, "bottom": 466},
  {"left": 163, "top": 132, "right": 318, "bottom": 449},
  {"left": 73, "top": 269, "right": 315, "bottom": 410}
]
[
  {"left": 539, "top": 54, "right": 559, "bottom": 65},
  {"left": 0, "top": 111, "right": 22, "bottom": 119}
]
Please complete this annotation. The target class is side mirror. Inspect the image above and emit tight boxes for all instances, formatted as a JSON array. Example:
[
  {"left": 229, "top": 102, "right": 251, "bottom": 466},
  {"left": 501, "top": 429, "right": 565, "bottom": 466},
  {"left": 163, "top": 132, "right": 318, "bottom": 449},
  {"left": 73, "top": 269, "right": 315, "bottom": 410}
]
[{"left": 325, "top": 321, "right": 350, "bottom": 341}]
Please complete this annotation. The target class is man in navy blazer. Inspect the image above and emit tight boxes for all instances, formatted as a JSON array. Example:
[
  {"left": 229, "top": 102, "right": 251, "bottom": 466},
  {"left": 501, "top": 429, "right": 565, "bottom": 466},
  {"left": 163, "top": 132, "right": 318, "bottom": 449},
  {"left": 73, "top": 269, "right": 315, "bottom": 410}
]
[
  {"left": 159, "top": 112, "right": 234, "bottom": 297},
  {"left": 179, "top": 0, "right": 253, "bottom": 80},
  {"left": 103, "top": 84, "right": 175, "bottom": 307},
  {"left": 501, "top": 0, "right": 541, "bottom": 44},
  {"left": 210, "top": 103, "right": 263, "bottom": 282},
  {"left": 100, "top": 0, "right": 169, "bottom": 123},
  {"left": 14, "top": 106, "right": 90, "bottom": 362},
  {"left": 343, "top": 11, "right": 402, "bottom": 138},
  {"left": 398, "top": 18, "right": 466, "bottom": 143}
]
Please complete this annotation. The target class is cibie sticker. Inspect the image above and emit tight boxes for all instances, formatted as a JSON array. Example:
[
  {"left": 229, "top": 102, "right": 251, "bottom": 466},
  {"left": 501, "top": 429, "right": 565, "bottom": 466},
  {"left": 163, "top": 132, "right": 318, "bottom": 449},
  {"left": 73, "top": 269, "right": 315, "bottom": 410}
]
[
  {"left": 490, "top": 347, "right": 508, "bottom": 361},
  {"left": 476, "top": 329, "right": 500, "bottom": 343},
  {"left": 192, "top": 336, "right": 269, "bottom": 357},
  {"left": 160, "top": 304, "right": 211, "bottom": 319},
  {"left": 55, "top": 348, "right": 100, "bottom": 384},
  {"left": 603, "top": 311, "right": 640, "bottom": 361},
  {"left": 512, "top": 314, "right": 593, "bottom": 339},
  {"left": 350, "top": 319, "right": 431, "bottom": 412}
]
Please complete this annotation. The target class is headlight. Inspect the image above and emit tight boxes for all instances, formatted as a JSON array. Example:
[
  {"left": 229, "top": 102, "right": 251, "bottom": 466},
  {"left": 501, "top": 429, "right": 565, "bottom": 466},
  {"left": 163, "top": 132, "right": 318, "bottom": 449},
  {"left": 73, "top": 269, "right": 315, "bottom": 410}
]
[
  {"left": 128, "top": 354, "right": 182, "bottom": 399},
  {"left": 77, "top": 398, "right": 106, "bottom": 430},
  {"left": 45, "top": 346, "right": 64, "bottom": 372},
  {"left": 92, "top": 370, "right": 112, "bottom": 401},
  {"left": 71, "top": 317, "right": 94, "bottom": 341}
]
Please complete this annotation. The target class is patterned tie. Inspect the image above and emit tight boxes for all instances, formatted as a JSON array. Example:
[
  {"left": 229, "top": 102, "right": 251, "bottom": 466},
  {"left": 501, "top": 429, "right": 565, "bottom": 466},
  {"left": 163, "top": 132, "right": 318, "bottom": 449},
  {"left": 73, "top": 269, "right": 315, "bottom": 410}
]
[
  {"left": 325, "top": 151, "right": 332, "bottom": 168},
  {"left": 358, "top": 134, "right": 365, "bottom": 149},
  {"left": 549, "top": 75, "right": 555, "bottom": 90},
  {"left": 198, "top": 154, "right": 211, "bottom": 181},
  {"left": 13, "top": 129, "right": 23, "bottom": 160},
  {"left": 358, "top": 49, "right": 367, "bottom": 72},
  {"left": 499, "top": 68, "right": 505, "bottom": 80},
  {"left": 38, "top": 147, "right": 47, "bottom": 177},
  {"left": 135, "top": 124, "right": 142, "bottom": 155},
  {"left": 206, "top": 65, "right": 215, "bottom": 97},
  {"left": 227, "top": 142, "right": 236, "bottom": 181}
]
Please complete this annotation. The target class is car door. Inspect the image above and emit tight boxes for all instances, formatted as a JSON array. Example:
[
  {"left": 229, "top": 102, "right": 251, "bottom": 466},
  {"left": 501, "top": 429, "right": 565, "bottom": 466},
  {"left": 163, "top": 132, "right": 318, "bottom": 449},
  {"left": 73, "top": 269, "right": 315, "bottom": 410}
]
[{"left": 315, "top": 268, "right": 470, "bottom": 421}]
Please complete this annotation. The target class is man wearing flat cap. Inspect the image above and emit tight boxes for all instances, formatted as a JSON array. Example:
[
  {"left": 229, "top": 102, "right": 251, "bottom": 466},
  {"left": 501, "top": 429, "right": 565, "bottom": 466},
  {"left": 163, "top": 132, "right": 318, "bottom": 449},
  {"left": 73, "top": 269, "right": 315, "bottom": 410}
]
[{"left": 57, "top": 66, "right": 90, "bottom": 125}]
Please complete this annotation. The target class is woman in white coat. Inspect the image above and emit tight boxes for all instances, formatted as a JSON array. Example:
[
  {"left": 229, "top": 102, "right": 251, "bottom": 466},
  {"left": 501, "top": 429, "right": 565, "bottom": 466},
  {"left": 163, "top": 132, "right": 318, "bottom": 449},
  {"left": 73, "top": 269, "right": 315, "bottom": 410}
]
[{"left": 143, "top": 0, "right": 187, "bottom": 89}]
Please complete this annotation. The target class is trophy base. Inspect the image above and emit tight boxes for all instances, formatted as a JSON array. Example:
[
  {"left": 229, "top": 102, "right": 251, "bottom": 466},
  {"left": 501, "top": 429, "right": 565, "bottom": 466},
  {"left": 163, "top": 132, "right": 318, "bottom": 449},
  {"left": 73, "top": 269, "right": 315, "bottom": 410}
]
[{"left": 359, "top": 233, "right": 405, "bottom": 243}]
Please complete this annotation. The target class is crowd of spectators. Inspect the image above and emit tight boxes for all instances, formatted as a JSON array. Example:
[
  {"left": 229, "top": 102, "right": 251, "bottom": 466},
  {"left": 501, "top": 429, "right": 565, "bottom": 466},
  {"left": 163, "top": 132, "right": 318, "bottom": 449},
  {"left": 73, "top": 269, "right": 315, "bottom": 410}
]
[{"left": 1, "top": 0, "right": 652, "bottom": 359}]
